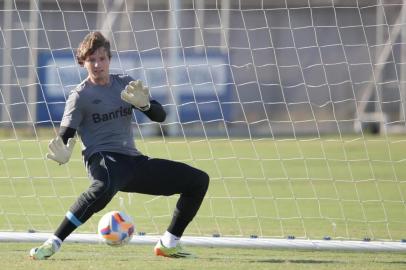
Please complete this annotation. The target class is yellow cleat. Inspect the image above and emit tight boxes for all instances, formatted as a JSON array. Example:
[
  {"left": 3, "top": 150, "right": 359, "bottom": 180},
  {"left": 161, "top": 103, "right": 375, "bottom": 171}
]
[{"left": 154, "top": 239, "right": 195, "bottom": 258}]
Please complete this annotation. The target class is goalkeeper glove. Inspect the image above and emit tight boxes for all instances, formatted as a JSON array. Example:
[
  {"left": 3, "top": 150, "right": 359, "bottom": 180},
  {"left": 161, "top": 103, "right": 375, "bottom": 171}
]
[
  {"left": 46, "top": 136, "right": 76, "bottom": 165},
  {"left": 120, "top": 80, "right": 151, "bottom": 111}
]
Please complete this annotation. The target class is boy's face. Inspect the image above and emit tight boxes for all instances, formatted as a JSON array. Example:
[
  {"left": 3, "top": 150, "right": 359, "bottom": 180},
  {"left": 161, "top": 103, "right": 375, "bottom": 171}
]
[{"left": 84, "top": 47, "right": 110, "bottom": 85}]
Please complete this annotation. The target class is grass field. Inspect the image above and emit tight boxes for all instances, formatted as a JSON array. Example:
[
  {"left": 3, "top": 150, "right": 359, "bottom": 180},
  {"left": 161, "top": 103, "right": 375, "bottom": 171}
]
[
  {"left": 0, "top": 130, "right": 406, "bottom": 268},
  {"left": 2, "top": 242, "right": 406, "bottom": 270}
]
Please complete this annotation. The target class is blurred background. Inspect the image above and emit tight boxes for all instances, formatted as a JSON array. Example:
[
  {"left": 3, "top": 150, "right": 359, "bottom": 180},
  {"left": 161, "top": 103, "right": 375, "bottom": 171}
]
[{"left": 0, "top": 0, "right": 405, "bottom": 138}]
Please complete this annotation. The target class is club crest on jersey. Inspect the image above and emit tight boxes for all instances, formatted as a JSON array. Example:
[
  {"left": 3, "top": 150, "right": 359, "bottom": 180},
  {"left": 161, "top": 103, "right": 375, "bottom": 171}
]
[{"left": 92, "top": 106, "right": 132, "bottom": 123}]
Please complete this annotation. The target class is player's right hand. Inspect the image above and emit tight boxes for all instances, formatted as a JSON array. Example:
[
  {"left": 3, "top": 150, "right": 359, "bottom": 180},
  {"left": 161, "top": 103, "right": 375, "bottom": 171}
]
[
  {"left": 46, "top": 136, "right": 76, "bottom": 165},
  {"left": 120, "top": 80, "right": 151, "bottom": 111}
]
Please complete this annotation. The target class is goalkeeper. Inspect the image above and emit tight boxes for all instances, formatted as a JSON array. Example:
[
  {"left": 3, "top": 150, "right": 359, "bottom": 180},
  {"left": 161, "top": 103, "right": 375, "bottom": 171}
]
[{"left": 30, "top": 32, "right": 209, "bottom": 259}]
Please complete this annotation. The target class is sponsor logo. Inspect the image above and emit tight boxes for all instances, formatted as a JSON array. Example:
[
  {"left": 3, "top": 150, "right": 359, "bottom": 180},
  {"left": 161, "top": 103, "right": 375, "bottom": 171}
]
[{"left": 92, "top": 106, "right": 132, "bottom": 123}]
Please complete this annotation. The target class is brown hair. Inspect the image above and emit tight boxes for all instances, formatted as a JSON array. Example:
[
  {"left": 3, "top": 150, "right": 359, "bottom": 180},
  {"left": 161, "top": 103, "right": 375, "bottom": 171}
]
[{"left": 76, "top": 31, "right": 111, "bottom": 66}]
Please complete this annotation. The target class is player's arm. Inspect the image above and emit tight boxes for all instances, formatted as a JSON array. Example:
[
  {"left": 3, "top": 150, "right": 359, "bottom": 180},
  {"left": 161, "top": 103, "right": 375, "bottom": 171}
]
[
  {"left": 46, "top": 126, "right": 77, "bottom": 165},
  {"left": 121, "top": 80, "right": 166, "bottom": 122},
  {"left": 59, "top": 126, "right": 77, "bottom": 144},
  {"left": 141, "top": 100, "right": 166, "bottom": 122}
]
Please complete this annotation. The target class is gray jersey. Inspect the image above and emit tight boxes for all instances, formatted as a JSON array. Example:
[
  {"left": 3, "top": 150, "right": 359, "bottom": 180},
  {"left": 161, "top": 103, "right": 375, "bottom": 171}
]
[{"left": 61, "top": 74, "right": 141, "bottom": 160}]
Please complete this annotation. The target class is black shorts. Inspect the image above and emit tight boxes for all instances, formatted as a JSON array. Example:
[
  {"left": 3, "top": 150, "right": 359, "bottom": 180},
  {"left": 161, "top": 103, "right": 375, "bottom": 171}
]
[
  {"left": 70, "top": 151, "right": 209, "bottom": 223},
  {"left": 86, "top": 151, "right": 206, "bottom": 195}
]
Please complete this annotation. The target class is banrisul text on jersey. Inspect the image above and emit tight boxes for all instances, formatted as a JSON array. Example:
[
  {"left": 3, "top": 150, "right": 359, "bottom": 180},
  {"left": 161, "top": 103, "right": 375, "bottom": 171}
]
[{"left": 92, "top": 106, "right": 132, "bottom": 123}]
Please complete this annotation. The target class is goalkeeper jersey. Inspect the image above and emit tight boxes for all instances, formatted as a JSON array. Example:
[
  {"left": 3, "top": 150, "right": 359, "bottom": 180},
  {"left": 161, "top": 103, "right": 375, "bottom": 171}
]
[{"left": 60, "top": 74, "right": 142, "bottom": 160}]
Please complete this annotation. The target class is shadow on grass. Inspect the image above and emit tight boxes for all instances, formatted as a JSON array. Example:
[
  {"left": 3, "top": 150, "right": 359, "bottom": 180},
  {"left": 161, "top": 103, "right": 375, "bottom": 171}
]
[
  {"left": 203, "top": 255, "right": 343, "bottom": 265},
  {"left": 251, "top": 259, "right": 406, "bottom": 265},
  {"left": 249, "top": 259, "right": 343, "bottom": 264},
  {"left": 378, "top": 261, "right": 406, "bottom": 265}
]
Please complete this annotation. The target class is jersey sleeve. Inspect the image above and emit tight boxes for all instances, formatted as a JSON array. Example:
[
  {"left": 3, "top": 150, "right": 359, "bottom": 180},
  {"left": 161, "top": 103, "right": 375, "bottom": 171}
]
[{"left": 60, "top": 90, "right": 83, "bottom": 129}]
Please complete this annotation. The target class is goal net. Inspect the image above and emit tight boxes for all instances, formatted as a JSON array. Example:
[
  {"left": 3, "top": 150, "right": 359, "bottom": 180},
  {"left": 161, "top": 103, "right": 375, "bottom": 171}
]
[{"left": 1, "top": 0, "right": 406, "bottom": 251}]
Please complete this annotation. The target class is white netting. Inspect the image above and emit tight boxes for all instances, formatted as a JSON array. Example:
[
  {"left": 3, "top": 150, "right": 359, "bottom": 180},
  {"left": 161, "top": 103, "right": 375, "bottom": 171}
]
[{"left": 0, "top": 0, "right": 406, "bottom": 249}]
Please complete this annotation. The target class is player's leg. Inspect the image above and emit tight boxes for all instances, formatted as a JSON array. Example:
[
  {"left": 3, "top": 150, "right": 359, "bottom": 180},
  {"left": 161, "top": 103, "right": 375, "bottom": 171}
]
[
  {"left": 30, "top": 152, "right": 126, "bottom": 260},
  {"left": 121, "top": 157, "right": 209, "bottom": 258}
]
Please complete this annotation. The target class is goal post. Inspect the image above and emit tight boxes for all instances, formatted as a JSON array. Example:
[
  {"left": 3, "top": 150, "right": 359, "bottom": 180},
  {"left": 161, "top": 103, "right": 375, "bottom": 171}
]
[{"left": 1, "top": 0, "right": 406, "bottom": 252}]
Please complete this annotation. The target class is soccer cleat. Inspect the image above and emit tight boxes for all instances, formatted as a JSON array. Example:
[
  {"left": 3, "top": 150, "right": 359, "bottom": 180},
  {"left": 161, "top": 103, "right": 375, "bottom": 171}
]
[
  {"left": 154, "top": 239, "right": 195, "bottom": 258},
  {"left": 30, "top": 238, "right": 60, "bottom": 260}
]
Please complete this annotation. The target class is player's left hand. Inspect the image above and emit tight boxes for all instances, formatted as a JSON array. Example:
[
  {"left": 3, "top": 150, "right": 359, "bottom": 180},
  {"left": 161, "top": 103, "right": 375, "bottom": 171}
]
[{"left": 121, "top": 80, "right": 151, "bottom": 111}]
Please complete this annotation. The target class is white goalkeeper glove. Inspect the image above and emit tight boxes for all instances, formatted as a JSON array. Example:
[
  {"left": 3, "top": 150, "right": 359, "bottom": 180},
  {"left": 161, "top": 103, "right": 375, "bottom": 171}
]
[
  {"left": 46, "top": 136, "right": 76, "bottom": 165},
  {"left": 120, "top": 80, "right": 151, "bottom": 111}
]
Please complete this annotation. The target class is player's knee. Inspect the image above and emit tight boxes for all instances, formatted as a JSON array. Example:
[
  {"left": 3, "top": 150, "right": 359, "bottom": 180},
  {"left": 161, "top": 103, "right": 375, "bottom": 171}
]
[
  {"left": 85, "top": 181, "right": 115, "bottom": 213},
  {"left": 195, "top": 170, "right": 209, "bottom": 195}
]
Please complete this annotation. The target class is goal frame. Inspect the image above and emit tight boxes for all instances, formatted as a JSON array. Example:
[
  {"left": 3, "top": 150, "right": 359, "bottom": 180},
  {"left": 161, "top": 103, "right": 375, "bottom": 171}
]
[{"left": 1, "top": 232, "right": 406, "bottom": 252}]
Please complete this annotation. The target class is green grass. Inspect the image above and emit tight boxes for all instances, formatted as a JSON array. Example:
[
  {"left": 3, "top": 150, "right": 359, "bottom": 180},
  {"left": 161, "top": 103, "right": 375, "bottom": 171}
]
[
  {"left": 0, "top": 130, "right": 406, "bottom": 268},
  {"left": 1, "top": 132, "right": 406, "bottom": 240},
  {"left": 3, "top": 242, "right": 406, "bottom": 270}
]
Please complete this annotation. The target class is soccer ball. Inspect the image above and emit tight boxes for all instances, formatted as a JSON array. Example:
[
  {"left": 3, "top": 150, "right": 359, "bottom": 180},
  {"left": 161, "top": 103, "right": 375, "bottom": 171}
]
[{"left": 98, "top": 211, "right": 135, "bottom": 246}]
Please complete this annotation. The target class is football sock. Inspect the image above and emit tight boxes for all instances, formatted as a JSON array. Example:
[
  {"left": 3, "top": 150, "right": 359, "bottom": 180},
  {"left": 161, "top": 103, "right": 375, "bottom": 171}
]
[
  {"left": 167, "top": 208, "right": 190, "bottom": 237},
  {"left": 49, "top": 235, "right": 62, "bottom": 251},
  {"left": 161, "top": 231, "right": 180, "bottom": 248},
  {"left": 54, "top": 217, "right": 78, "bottom": 241}
]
